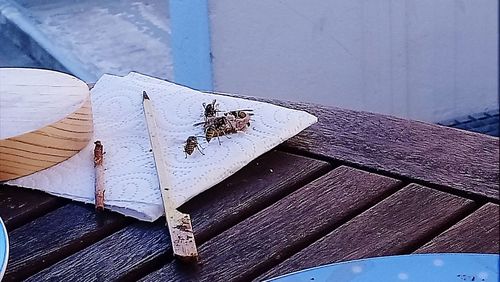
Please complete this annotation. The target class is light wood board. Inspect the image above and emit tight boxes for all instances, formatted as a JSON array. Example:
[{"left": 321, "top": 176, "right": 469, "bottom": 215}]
[{"left": 0, "top": 68, "right": 93, "bottom": 181}]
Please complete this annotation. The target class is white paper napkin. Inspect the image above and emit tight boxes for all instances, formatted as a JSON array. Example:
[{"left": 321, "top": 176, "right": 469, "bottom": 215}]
[{"left": 8, "top": 73, "right": 317, "bottom": 221}]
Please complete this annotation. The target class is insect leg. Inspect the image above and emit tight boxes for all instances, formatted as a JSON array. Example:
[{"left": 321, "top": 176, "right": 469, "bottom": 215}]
[
  {"left": 216, "top": 131, "right": 222, "bottom": 145},
  {"left": 222, "top": 129, "right": 231, "bottom": 139},
  {"left": 198, "top": 142, "right": 206, "bottom": 150},
  {"left": 196, "top": 144, "right": 205, "bottom": 155}
]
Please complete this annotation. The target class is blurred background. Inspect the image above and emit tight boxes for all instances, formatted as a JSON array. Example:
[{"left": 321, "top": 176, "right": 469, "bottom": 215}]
[{"left": 1, "top": 0, "right": 498, "bottom": 135}]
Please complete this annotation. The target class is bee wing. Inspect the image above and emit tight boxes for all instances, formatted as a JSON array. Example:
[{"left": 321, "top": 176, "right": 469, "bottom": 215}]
[
  {"left": 224, "top": 110, "right": 254, "bottom": 116},
  {"left": 225, "top": 109, "right": 253, "bottom": 113}
]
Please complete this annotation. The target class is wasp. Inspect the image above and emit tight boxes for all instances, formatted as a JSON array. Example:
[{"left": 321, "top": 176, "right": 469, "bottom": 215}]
[
  {"left": 199, "top": 110, "right": 252, "bottom": 130},
  {"left": 194, "top": 111, "right": 251, "bottom": 142},
  {"left": 195, "top": 116, "right": 233, "bottom": 143},
  {"left": 194, "top": 115, "right": 233, "bottom": 130},
  {"left": 204, "top": 122, "right": 237, "bottom": 144},
  {"left": 204, "top": 125, "right": 220, "bottom": 144},
  {"left": 183, "top": 136, "right": 205, "bottom": 158},
  {"left": 200, "top": 116, "right": 236, "bottom": 144},
  {"left": 202, "top": 99, "right": 220, "bottom": 120}
]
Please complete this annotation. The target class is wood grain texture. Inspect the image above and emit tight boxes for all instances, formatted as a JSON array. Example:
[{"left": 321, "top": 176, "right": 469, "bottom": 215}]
[
  {"left": 4, "top": 204, "right": 128, "bottom": 281},
  {"left": 220, "top": 93, "right": 499, "bottom": 200},
  {"left": 415, "top": 203, "right": 499, "bottom": 254},
  {"left": 180, "top": 151, "right": 331, "bottom": 242},
  {"left": 141, "top": 166, "right": 402, "bottom": 282},
  {"left": 0, "top": 184, "right": 63, "bottom": 230},
  {"left": 23, "top": 222, "right": 170, "bottom": 282},
  {"left": 0, "top": 69, "right": 93, "bottom": 181},
  {"left": 259, "top": 184, "right": 476, "bottom": 281},
  {"left": 26, "top": 151, "right": 331, "bottom": 281}
]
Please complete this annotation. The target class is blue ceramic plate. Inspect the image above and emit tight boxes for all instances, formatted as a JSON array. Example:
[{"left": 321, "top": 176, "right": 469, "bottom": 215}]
[
  {"left": 0, "top": 217, "right": 8, "bottom": 280},
  {"left": 266, "top": 254, "right": 499, "bottom": 282}
]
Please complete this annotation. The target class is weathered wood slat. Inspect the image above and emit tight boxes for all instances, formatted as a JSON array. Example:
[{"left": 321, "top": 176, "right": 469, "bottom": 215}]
[
  {"left": 180, "top": 151, "right": 330, "bottom": 242},
  {"left": 4, "top": 204, "right": 128, "bottom": 281},
  {"left": 0, "top": 184, "right": 63, "bottom": 230},
  {"left": 26, "top": 151, "right": 331, "bottom": 281},
  {"left": 141, "top": 166, "right": 402, "bottom": 282},
  {"left": 224, "top": 94, "right": 499, "bottom": 200},
  {"left": 24, "top": 222, "right": 170, "bottom": 282},
  {"left": 258, "top": 184, "right": 475, "bottom": 281},
  {"left": 415, "top": 203, "right": 499, "bottom": 254}
]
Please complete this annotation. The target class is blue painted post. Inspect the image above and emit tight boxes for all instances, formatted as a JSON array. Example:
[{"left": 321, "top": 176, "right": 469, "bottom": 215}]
[{"left": 169, "top": 0, "right": 213, "bottom": 91}]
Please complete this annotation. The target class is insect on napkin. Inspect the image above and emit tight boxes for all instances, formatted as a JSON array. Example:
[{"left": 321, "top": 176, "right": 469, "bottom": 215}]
[{"left": 9, "top": 72, "right": 317, "bottom": 221}]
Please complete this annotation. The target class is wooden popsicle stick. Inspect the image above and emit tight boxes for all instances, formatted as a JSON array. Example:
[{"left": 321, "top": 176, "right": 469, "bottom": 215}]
[
  {"left": 93, "top": 140, "right": 105, "bottom": 211},
  {"left": 142, "top": 91, "right": 199, "bottom": 261}
]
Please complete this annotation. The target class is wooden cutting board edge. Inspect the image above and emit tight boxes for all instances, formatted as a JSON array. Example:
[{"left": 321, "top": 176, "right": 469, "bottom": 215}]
[{"left": 0, "top": 71, "right": 93, "bottom": 181}]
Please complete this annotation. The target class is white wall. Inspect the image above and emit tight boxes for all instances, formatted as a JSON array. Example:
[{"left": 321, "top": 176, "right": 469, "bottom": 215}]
[{"left": 209, "top": 0, "right": 498, "bottom": 122}]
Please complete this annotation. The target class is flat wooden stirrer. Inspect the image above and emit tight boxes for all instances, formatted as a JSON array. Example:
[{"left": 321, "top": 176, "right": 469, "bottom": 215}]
[{"left": 142, "top": 91, "right": 199, "bottom": 261}]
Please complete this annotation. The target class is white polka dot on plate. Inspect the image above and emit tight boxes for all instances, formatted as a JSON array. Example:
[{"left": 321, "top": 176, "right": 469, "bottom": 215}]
[
  {"left": 398, "top": 273, "right": 409, "bottom": 280},
  {"left": 433, "top": 259, "right": 444, "bottom": 266},
  {"left": 351, "top": 265, "right": 363, "bottom": 273}
]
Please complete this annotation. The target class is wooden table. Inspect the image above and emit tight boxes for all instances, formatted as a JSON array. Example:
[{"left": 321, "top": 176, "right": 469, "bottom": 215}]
[{"left": 1, "top": 96, "right": 498, "bottom": 281}]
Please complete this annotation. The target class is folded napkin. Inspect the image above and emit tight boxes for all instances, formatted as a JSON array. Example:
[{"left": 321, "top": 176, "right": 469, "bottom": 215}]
[{"left": 8, "top": 73, "right": 317, "bottom": 221}]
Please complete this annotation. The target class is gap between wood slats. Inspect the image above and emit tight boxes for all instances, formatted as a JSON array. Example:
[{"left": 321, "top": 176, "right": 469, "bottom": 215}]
[
  {"left": 0, "top": 185, "right": 67, "bottom": 231},
  {"left": 27, "top": 222, "right": 174, "bottom": 282},
  {"left": 244, "top": 181, "right": 407, "bottom": 281},
  {"left": 124, "top": 155, "right": 334, "bottom": 281},
  {"left": 5, "top": 203, "right": 131, "bottom": 281},
  {"left": 139, "top": 166, "right": 403, "bottom": 281},
  {"left": 414, "top": 202, "right": 499, "bottom": 254},
  {"left": 395, "top": 203, "right": 481, "bottom": 255},
  {"left": 4, "top": 201, "right": 66, "bottom": 232},
  {"left": 257, "top": 184, "right": 476, "bottom": 281},
  {"left": 180, "top": 155, "right": 335, "bottom": 243},
  {"left": 212, "top": 92, "right": 498, "bottom": 202},
  {"left": 27, "top": 154, "right": 330, "bottom": 281},
  {"left": 277, "top": 146, "right": 495, "bottom": 205},
  {"left": 23, "top": 151, "right": 332, "bottom": 281}
]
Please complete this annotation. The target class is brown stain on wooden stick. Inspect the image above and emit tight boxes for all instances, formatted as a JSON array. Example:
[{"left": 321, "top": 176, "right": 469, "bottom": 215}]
[{"left": 94, "top": 140, "right": 105, "bottom": 211}]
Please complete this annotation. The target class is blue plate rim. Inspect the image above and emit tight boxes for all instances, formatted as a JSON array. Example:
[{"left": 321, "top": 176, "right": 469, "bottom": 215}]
[
  {"left": 264, "top": 253, "right": 500, "bottom": 282},
  {"left": 0, "top": 217, "right": 8, "bottom": 280}
]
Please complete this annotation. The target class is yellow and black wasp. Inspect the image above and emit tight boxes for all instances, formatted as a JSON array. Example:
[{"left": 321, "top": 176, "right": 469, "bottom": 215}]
[{"left": 183, "top": 136, "right": 205, "bottom": 158}]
